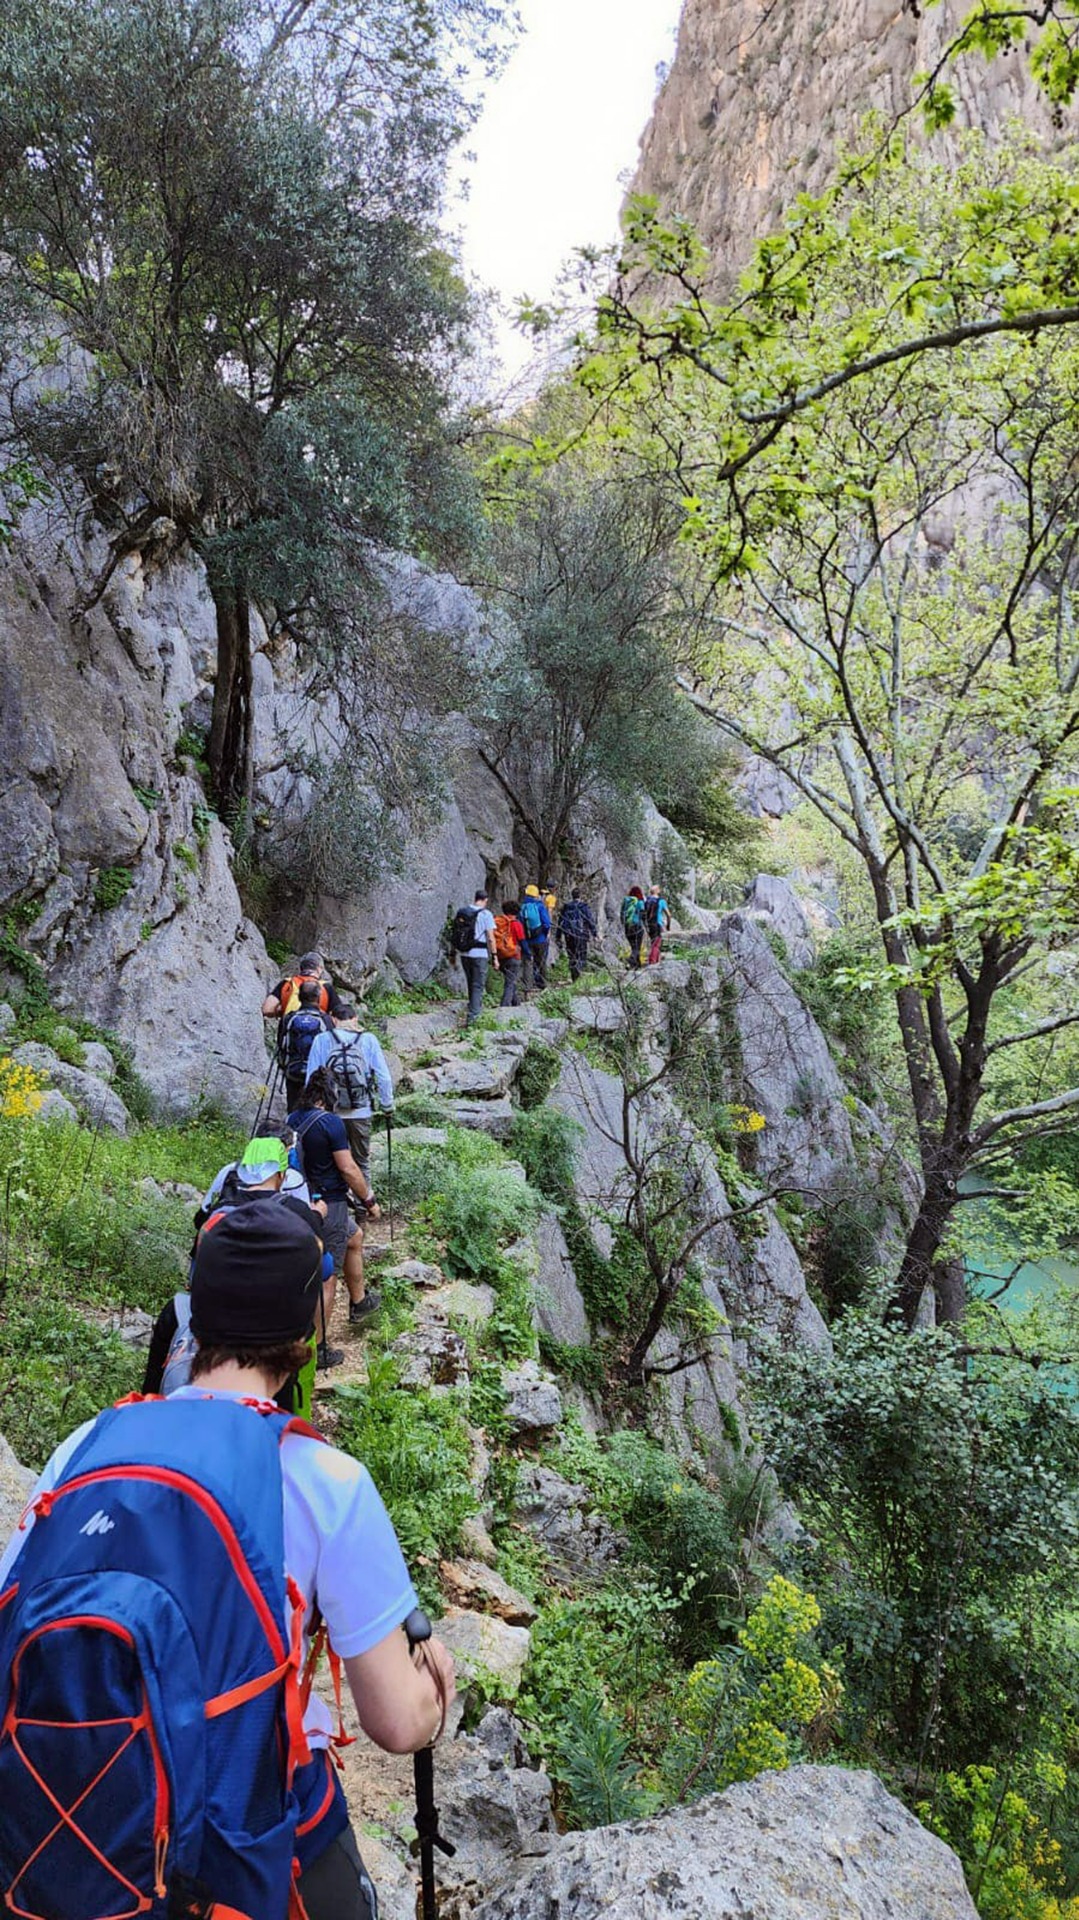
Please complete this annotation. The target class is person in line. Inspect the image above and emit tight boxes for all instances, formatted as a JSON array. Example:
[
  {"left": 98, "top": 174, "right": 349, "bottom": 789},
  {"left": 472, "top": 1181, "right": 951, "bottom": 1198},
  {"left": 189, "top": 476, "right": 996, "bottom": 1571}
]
[
  {"left": 459, "top": 887, "right": 498, "bottom": 1027},
  {"left": 621, "top": 884, "right": 647, "bottom": 969},
  {"left": 289, "top": 1068, "right": 382, "bottom": 1362},
  {"left": 280, "top": 977, "right": 334, "bottom": 1112},
  {"left": 645, "top": 883, "right": 671, "bottom": 964},
  {"left": 519, "top": 884, "right": 551, "bottom": 993},
  {"left": 261, "top": 948, "right": 347, "bottom": 1022},
  {"left": 305, "top": 1002, "right": 394, "bottom": 1182},
  {"left": 0, "top": 1203, "right": 456, "bottom": 1920},
  {"left": 556, "top": 887, "right": 598, "bottom": 981},
  {"left": 494, "top": 899, "right": 525, "bottom": 1006},
  {"left": 142, "top": 1136, "right": 328, "bottom": 1416}
]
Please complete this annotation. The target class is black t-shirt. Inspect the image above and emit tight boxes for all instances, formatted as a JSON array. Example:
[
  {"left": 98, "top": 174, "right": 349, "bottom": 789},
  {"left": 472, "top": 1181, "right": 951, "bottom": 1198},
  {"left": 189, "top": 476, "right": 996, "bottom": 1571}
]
[{"left": 288, "top": 1108, "right": 349, "bottom": 1201}]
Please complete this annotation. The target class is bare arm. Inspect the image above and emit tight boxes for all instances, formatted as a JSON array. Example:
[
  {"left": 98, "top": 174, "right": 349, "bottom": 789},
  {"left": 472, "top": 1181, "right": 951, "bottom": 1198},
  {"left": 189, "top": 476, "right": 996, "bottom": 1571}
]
[
  {"left": 332, "top": 1146, "right": 379, "bottom": 1214},
  {"left": 344, "top": 1629, "right": 456, "bottom": 1753},
  {"left": 262, "top": 993, "right": 282, "bottom": 1017}
]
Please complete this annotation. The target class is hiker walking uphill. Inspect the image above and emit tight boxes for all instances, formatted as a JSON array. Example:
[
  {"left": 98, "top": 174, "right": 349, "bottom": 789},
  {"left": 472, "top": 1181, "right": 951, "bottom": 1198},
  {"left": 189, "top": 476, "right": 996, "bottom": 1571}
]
[
  {"left": 290, "top": 1067, "right": 382, "bottom": 1362},
  {"left": 621, "top": 885, "right": 647, "bottom": 969},
  {"left": 450, "top": 888, "right": 498, "bottom": 1027},
  {"left": 279, "top": 977, "right": 334, "bottom": 1111},
  {"left": 494, "top": 899, "right": 526, "bottom": 1006},
  {"left": 557, "top": 888, "right": 598, "bottom": 981},
  {"left": 0, "top": 1202, "right": 456, "bottom": 1920},
  {"left": 519, "top": 884, "right": 551, "bottom": 993},
  {"left": 645, "top": 883, "right": 671, "bottom": 964},
  {"left": 305, "top": 1002, "right": 394, "bottom": 1181}
]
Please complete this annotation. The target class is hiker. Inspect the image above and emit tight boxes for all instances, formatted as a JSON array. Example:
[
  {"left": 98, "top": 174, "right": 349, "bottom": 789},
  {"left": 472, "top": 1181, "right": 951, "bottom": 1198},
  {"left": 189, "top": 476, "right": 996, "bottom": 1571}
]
[
  {"left": 645, "top": 884, "right": 671, "bottom": 964},
  {"left": 621, "top": 884, "right": 647, "bottom": 968},
  {"left": 0, "top": 1201, "right": 455, "bottom": 1920},
  {"left": 450, "top": 887, "right": 498, "bottom": 1026},
  {"left": 261, "top": 948, "right": 346, "bottom": 1022},
  {"left": 289, "top": 1066, "right": 382, "bottom": 1362},
  {"left": 519, "top": 884, "right": 551, "bottom": 993},
  {"left": 494, "top": 899, "right": 526, "bottom": 1006},
  {"left": 278, "top": 977, "right": 335, "bottom": 1111},
  {"left": 557, "top": 887, "right": 598, "bottom": 982},
  {"left": 305, "top": 1001, "right": 394, "bottom": 1181},
  {"left": 143, "top": 1136, "right": 329, "bottom": 1414}
]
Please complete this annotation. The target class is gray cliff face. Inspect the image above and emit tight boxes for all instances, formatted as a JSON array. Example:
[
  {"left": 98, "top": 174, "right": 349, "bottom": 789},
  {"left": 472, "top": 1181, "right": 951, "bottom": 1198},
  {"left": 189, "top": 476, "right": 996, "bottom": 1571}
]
[
  {"left": 473, "top": 1765, "right": 977, "bottom": 1920},
  {"left": 634, "top": 0, "right": 1063, "bottom": 280}
]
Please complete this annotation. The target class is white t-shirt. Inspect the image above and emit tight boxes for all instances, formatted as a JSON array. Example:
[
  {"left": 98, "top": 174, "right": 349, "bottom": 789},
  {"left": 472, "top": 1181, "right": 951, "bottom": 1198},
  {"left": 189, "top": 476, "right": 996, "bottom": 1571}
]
[
  {"left": 469, "top": 907, "right": 495, "bottom": 958},
  {"left": 0, "top": 1387, "right": 418, "bottom": 1748}
]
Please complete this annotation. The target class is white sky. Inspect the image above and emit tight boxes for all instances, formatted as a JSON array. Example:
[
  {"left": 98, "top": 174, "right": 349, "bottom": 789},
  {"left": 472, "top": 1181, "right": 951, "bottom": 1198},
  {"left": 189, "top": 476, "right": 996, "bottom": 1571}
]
[{"left": 453, "top": 0, "right": 683, "bottom": 392}]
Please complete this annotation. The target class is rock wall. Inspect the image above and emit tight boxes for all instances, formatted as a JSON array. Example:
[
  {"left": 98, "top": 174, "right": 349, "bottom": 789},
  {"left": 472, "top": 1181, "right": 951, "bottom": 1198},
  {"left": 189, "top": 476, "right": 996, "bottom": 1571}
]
[{"left": 633, "top": 0, "right": 1065, "bottom": 281}]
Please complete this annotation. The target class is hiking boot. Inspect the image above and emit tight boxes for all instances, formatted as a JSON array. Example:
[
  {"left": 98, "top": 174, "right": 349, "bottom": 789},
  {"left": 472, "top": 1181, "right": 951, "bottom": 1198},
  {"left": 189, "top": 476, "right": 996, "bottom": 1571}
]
[
  {"left": 316, "top": 1342, "right": 345, "bottom": 1370},
  {"left": 349, "top": 1290, "right": 382, "bottom": 1324}
]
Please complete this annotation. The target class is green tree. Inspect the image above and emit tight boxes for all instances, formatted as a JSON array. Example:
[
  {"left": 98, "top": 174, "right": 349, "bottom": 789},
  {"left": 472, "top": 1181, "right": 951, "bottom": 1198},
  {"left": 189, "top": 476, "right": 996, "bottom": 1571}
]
[
  {"left": 476, "top": 466, "right": 725, "bottom": 883},
  {"left": 570, "top": 134, "right": 1079, "bottom": 1325},
  {"left": 0, "top": 0, "right": 503, "bottom": 820}
]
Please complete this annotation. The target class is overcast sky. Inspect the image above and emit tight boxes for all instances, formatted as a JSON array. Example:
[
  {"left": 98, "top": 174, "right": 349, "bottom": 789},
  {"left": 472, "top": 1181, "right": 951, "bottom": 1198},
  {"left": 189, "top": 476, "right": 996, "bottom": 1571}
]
[{"left": 453, "top": 0, "right": 683, "bottom": 390}]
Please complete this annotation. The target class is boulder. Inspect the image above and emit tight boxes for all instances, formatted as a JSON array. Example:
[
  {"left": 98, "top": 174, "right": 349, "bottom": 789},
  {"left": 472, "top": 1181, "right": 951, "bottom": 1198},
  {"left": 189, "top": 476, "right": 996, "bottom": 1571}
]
[
  {"left": 513, "top": 1464, "right": 624, "bottom": 1583},
  {"left": 473, "top": 1766, "right": 978, "bottom": 1920},
  {"left": 449, "top": 1095, "right": 515, "bottom": 1139},
  {"left": 434, "top": 1280, "right": 497, "bottom": 1325},
  {"left": 0, "top": 1431, "right": 34, "bottom": 1544},
  {"left": 391, "top": 1318, "right": 469, "bottom": 1391},
  {"left": 378, "top": 1258, "right": 444, "bottom": 1290},
  {"left": 743, "top": 872, "right": 817, "bottom": 968},
  {"left": 439, "top": 1560, "right": 538, "bottom": 1627},
  {"left": 0, "top": 1002, "right": 16, "bottom": 1035},
  {"left": 408, "top": 1037, "right": 529, "bottom": 1101},
  {"left": 33, "top": 1088, "right": 79, "bottom": 1126},
  {"left": 502, "top": 1363, "right": 563, "bottom": 1437},
  {"left": 82, "top": 1039, "right": 117, "bottom": 1079},
  {"left": 568, "top": 994, "right": 625, "bottom": 1034},
  {"left": 423, "top": 1709, "right": 556, "bottom": 1915},
  {"left": 12, "top": 1042, "right": 131, "bottom": 1134},
  {"left": 434, "top": 1609, "right": 532, "bottom": 1700}
]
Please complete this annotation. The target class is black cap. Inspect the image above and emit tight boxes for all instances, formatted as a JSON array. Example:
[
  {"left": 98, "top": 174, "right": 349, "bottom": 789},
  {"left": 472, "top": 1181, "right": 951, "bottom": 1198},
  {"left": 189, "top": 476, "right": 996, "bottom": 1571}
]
[{"left": 191, "top": 1199, "right": 323, "bottom": 1347}]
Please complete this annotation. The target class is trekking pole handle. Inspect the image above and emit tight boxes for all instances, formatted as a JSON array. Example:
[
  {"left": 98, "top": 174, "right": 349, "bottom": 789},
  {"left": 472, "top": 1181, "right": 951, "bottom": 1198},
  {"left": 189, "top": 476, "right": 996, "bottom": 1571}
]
[{"left": 404, "top": 1607, "right": 431, "bottom": 1649}]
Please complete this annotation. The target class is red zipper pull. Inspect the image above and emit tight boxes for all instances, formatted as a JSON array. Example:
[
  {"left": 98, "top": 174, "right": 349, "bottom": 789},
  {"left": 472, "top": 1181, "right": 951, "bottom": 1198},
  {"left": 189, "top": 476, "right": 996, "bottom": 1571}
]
[{"left": 154, "top": 1826, "right": 168, "bottom": 1899}]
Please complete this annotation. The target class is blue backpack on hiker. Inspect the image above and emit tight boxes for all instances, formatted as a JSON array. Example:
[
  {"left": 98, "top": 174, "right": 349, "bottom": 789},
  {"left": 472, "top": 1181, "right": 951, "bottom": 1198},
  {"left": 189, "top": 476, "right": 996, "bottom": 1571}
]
[
  {"left": 280, "top": 1007, "right": 327, "bottom": 1079},
  {"left": 0, "top": 1395, "right": 316, "bottom": 1920},
  {"left": 521, "top": 897, "right": 546, "bottom": 938}
]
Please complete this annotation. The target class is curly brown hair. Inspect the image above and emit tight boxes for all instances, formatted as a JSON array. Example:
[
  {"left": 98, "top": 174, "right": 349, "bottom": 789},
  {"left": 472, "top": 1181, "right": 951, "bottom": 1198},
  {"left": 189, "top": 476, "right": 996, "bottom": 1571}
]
[{"left": 191, "top": 1336, "right": 314, "bottom": 1383}]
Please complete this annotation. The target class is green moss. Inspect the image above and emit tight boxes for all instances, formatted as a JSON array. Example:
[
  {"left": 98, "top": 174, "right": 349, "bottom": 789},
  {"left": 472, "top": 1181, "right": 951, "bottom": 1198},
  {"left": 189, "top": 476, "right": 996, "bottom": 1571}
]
[
  {"left": 517, "top": 1038, "right": 561, "bottom": 1110},
  {"left": 93, "top": 865, "right": 134, "bottom": 912}
]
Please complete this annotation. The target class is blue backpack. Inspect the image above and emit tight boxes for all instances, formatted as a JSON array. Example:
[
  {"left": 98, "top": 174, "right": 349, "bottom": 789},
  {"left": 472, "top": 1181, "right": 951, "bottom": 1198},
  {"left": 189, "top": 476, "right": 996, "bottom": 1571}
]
[
  {"left": 280, "top": 1008, "right": 327, "bottom": 1079},
  {"left": 521, "top": 897, "right": 544, "bottom": 937},
  {"left": 0, "top": 1395, "right": 317, "bottom": 1920}
]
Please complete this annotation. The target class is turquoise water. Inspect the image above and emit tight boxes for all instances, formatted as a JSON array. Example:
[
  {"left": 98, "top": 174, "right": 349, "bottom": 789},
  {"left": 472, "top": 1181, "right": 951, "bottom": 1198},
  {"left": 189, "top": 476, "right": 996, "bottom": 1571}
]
[{"left": 961, "top": 1177, "right": 1079, "bottom": 1311}]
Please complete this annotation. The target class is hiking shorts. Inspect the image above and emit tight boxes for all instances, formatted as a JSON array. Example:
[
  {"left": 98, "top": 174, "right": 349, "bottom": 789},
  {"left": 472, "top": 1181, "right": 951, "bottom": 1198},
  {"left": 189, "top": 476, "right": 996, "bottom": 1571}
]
[
  {"left": 296, "top": 1756, "right": 378, "bottom": 1920},
  {"left": 343, "top": 1115, "right": 373, "bottom": 1174},
  {"left": 322, "top": 1197, "right": 361, "bottom": 1271}
]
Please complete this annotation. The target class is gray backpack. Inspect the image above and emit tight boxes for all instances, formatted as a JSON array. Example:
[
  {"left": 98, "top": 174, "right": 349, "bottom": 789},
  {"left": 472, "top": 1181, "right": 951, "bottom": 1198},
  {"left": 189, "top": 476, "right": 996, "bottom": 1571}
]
[{"left": 160, "top": 1292, "right": 197, "bottom": 1395}]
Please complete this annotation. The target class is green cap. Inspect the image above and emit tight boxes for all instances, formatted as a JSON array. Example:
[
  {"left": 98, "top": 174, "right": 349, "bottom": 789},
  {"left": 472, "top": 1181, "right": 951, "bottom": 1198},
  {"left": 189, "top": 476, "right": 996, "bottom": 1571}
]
[{"left": 237, "top": 1136, "right": 289, "bottom": 1186}]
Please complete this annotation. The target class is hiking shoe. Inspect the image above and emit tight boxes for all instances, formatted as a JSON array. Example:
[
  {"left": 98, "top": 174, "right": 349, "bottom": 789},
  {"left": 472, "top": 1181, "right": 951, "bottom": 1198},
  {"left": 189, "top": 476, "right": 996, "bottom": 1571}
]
[
  {"left": 349, "top": 1290, "right": 382, "bottom": 1324},
  {"left": 316, "top": 1342, "right": 345, "bottom": 1370}
]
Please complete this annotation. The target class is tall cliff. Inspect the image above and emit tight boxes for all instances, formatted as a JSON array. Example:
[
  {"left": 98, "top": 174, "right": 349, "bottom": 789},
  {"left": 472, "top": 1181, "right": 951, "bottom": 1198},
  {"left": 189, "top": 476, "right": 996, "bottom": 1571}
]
[{"left": 633, "top": 0, "right": 1063, "bottom": 277}]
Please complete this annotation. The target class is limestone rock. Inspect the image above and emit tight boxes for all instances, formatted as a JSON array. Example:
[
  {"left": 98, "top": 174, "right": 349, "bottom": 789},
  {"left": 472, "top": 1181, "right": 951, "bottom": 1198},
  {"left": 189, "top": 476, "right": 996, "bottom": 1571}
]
[
  {"left": 379, "top": 1258, "right": 444, "bottom": 1290},
  {"left": 449, "top": 1095, "right": 515, "bottom": 1139},
  {"left": 13, "top": 1042, "right": 131, "bottom": 1134},
  {"left": 568, "top": 994, "right": 624, "bottom": 1034},
  {"left": 355, "top": 1836, "right": 414, "bottom": 1920},
  {"left": 392, "top": 1318, "right": 469, "bottom": 1391},
  {"left": 0, "top": 1431, "right": 34, "bottom": 1545},
  {"left": 439, "top": 1559, "right": 538, "bottom": 1627},
  {"left": 408, "top": 1038, "right": 528, "bottom": 1101},
  {"left": 459, "top": 1513, "right": 499, "bottom": 1566},
  {"left": 82, "top": 1039, "right": 117, "bottom": 1079},
  {"left": 34, "top": 1088, "right": 79, "bottom": 1126},
  {"left": 513, "top": 1464, "right": 624, "bottom": 1583},
  {"left": 426, "top": 1709, "right": 556, "bottom": 1916},
  {"left": 434, "top": 1609, "right": 532, "bottom": 1700},
  {"left": 0, "top": 1002, "right": 16, "bottom": 1035},
  {"left": 530, "top": 1210, "right": 589, "bottom": 1349},
  {"left": 434, "top": 1280, "right": 496, "bottom": 1325},
  {"left": 384, "top": 1011, "right": 459, "bottom": 1056},
  {"left": 743, "top": 872, "right": 817, "bottom": 969},
  {"left": 502, "top": 1363, "right": 563, "bottom": 1437},
  {"left": 473, "top": 1765, "right": 978, "bottom": 1920}
]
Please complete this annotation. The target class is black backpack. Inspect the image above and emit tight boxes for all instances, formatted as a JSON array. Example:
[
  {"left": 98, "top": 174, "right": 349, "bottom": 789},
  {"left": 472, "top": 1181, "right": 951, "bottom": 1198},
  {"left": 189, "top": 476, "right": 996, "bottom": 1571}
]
[
  {"left": 450, "top": 905, "right": 479, "bottom": 954},
  {"left": 331, "top": 1034, "right": 372, "bottom": 1110},
  {"left": 280, "top": 1007, "right": 327, "bottom": 1078},
  {"left": 645, "top": 895, "right": 663, "bottom": 934}
]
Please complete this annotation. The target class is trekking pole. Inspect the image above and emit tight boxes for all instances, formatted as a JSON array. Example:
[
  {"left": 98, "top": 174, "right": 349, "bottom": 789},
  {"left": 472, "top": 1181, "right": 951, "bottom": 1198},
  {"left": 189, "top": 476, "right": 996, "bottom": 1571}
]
[
  {"left": 386, "top": 1111, "right": 395, "bottom": 1248},
  {"left": 252, "top": 1052, "right": 281, "bottom": 1138},
  {"left": 404, "top": 1608, "right": 455, "bottom": 1920}
]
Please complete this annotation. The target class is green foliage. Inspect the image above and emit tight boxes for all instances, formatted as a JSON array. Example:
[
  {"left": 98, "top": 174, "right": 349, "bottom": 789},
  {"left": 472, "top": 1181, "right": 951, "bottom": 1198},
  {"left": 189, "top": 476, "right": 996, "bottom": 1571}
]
[
  {"left": 537, "top": 1332, "right": 606, "bottom": 1394},
  {"left": 334, "top": 1356, "right": 477, "bottom": 1609},
  {"left": 660, "top": 1577, "right": 839, "bottom": 1802},
  {"left": 175, "top": 728, "right": 210, "bottom": 777},
  {"left": 0, "top": 1289, "right": 141, "bottom": 1468},
  {"left": 755, "top": 1316, "right": 1079, "bottom": 1765},
  {"left": 919, "top": 1760, "right": 1079, "bottom": 1920},
  {"left": 174, "top": 842, "right": 198, "bottom": 873},
  {"left": 130, "top": 784, "right": 161, "bottom": 812},
  {"left": 515, "top": 1039, "right": 561, "bottom": 1111},
  {"left": 0, "top": 919, "right": 48, "bottom": 1009},
  {"left": 562, "top": 1202, "right": 646, "bottom": 1333},
  {"left": 93, "top": 866, "right": 133, "bottom": 912},
  {"left": 508, "top": 1106, "right": 581, "bottom": 1199},
  {"left": 553, "top": 1706, "right": 657, "bottom": 1829},
  {"left": 393, "top": 1090, "right": 449, "bottom": 1128},
  {"left": 419, "top": 1162, "right": 541, "bottom": 1286}
]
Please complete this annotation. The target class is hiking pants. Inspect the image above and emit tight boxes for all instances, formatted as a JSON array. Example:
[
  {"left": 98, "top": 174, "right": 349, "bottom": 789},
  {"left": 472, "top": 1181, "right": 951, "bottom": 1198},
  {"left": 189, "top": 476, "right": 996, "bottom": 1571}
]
[
  {"left": 565, "top": 933, "right": 589, "bottom": 980},
  {"left": 462, "top": 953, "right": 488, "bottom": 1024},
  {"left": 627, "top": 926, "right": 644, "bottom": 969},
  {"left": 299, "top": 1821, "right": 378, "bottom": 1920},
  {"left": 500, "top": 955, "right": 521, "bottom": 1006},
  {"left": 344, "top": 1114, "right": 373, "bottom": 1176},
  {"left": 522, "top": 937, "right": 547, "bottom": 991},
  {"left": 648, "top": 934, "right": 663, "bottom": 965}
]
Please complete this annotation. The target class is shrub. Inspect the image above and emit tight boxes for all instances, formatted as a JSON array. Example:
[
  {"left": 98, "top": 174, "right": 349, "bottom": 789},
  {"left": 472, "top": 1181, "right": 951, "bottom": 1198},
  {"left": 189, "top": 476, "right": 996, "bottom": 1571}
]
[
  {"left": 920, "top": 1763, "right": 1079, "bottom": 1920},
  {"left": 508, "top": 1107, "right": 581, "bottom": 1200},
  {"left": 93, "top": 865, "right": 134, "bottom": 912},
  {"left": 516, "top": 1039, "right": 561, "bottom": 1110}
]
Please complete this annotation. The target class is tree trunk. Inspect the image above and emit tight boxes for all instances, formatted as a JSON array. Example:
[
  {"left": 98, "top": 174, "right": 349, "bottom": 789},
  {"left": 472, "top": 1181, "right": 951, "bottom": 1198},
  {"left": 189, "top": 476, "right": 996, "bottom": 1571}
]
[
  {"left": 894, "top": 1154, "right": 963, "bottom": 1329},
  {"left": 207, "top": 573, "right": 254, "bottom": 829}
]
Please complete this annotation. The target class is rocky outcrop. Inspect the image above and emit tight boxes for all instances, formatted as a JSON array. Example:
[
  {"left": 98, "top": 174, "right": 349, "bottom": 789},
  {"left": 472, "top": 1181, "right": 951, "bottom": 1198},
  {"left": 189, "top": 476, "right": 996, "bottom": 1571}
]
[
  {"left": 473, "top": 1765, "right": 978, "bottom": 1920},
  {"left": 633, "top": 0, "right": 1061, "bottom": 282},
  {"left": 0, "top": 1432, "right": 33, "bottom": 1543}
]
